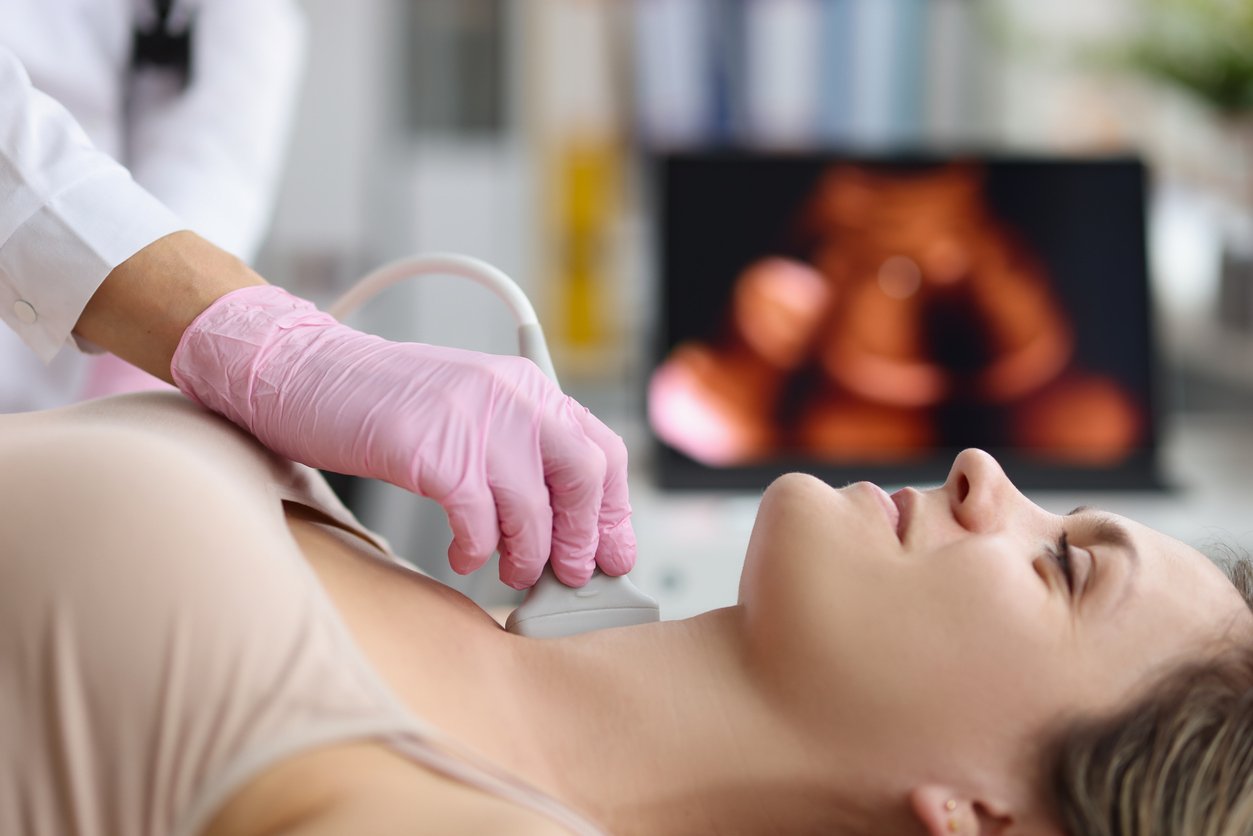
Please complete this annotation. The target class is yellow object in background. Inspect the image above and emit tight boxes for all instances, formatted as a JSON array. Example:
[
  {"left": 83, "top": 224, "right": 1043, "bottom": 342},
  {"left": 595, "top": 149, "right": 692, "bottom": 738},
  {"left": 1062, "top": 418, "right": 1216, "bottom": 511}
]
[
  {"left": 525, "top": 0, "right": 630, "bottom": 376},
  {"left": 552, "top": 138, "right": 621, "bottom": 351}
]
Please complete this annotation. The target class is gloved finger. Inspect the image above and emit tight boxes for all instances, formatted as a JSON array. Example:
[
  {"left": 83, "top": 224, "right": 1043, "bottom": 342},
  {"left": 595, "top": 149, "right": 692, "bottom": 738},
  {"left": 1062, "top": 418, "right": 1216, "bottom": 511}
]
[
  {"left": 492, "top": 452, "right": 554, "bottom": 591},
  {"left": 573, "top": 405, "right": 637, "bottom": 576},
  {"left": 541, "top": 398, "right": 607, "bottom": 588},
  {"left": 442, "top": 487, "right": 502, "bottom": 576},
  {"left": 468, "top": 357, "right": 559, "bottom": 589}
]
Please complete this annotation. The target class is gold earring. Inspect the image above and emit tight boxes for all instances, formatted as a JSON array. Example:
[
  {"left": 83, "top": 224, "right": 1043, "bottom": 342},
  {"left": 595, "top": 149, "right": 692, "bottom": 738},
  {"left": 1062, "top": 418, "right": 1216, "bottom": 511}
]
[{"left": 945, "top": 800, "right": 959, "bottom": 832}]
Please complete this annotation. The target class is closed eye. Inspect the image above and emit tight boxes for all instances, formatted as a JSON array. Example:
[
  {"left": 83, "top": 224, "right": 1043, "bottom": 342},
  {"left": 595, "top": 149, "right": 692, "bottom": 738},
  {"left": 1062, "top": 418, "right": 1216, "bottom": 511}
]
[{"left": 1045, "top": 532, "right": 1075, "bottom": 594}]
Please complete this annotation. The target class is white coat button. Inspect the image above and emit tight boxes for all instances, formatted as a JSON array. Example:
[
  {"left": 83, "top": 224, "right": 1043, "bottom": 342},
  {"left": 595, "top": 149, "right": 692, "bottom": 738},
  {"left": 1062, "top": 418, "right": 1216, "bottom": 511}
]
[{"left": 13, "top": 300, "right": 37, "bottom": 325}]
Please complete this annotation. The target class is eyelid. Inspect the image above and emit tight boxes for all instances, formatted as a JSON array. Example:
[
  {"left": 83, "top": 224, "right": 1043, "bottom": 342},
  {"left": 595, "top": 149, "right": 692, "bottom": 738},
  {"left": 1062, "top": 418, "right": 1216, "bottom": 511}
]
[
  {"left": 1062, "top": 508, "right": 1137, "bottom": 601},
  {"left": 1043, "top": 530, "right": 1093, "bottom": 602},
  {"left": 1039, "top": 534, "right": 1075, "bottom": 596},
  {"left": 1071, "top": 542, "right": 1094, "bottom": 599},
  {"left": 1053, "top": 533, "right": 1074, "bottom": 594},
  {"left": 1059, "top": 525, "right": 1098, "bottom": 600}
]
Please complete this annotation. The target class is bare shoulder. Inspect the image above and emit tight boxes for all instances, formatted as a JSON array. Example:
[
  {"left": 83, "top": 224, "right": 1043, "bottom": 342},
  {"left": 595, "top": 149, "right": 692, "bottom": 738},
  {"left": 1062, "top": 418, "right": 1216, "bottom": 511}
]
[{"left": 201, "top": 741, "right": 577, "bottom": 836}]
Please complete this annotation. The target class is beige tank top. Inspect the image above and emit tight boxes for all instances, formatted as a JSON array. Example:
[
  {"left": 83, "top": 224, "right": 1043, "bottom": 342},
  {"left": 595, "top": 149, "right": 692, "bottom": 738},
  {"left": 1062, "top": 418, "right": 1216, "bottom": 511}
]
[{"left": 0, "top": 392, "right": 602, "bottom": 836}]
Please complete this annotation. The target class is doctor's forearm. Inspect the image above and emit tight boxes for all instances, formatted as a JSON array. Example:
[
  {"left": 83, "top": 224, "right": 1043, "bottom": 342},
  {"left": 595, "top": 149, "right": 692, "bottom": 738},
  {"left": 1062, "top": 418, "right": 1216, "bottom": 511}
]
[{"left": 73, "top": 231, "right": 267, "bottom": 384}]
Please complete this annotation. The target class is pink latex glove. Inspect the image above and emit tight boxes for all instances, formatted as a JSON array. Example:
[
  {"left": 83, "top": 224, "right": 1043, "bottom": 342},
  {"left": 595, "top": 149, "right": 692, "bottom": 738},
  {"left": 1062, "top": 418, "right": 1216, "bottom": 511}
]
[
  {"left": 80, "top": 353, "right": 177, "bottom": 401},
  {"left": 170, "top": 285, "right": 636, "bottom": 589}
]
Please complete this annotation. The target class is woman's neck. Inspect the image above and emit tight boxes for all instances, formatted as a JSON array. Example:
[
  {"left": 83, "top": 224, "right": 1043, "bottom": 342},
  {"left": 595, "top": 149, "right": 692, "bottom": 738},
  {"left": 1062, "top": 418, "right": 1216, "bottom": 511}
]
[
  {"left": 298, "top": 525, "right": 885, "bottom": 835},
  {"left": 472, "top": 607, "right": 876, "bottom": 835}
]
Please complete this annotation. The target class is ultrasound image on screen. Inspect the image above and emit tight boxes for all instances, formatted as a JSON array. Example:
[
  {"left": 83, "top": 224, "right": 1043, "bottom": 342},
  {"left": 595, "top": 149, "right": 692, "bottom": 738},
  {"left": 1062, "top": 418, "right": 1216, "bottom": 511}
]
[{"left": 649, "top": 155, "right": 1161, "bottom": 491}]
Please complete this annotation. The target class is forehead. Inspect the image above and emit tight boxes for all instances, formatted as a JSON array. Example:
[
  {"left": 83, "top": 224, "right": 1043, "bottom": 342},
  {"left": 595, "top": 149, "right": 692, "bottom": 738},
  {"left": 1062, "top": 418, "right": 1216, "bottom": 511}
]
[{"left": 1115, "top": 516, "right": 1252, "bottom": 642}]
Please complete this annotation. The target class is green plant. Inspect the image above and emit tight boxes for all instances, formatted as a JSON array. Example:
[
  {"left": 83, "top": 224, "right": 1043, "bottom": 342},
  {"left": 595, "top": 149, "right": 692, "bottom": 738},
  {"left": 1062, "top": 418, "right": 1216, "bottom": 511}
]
[{"left": 1123, "top": 0, "right": 1253, "bottom": 113}]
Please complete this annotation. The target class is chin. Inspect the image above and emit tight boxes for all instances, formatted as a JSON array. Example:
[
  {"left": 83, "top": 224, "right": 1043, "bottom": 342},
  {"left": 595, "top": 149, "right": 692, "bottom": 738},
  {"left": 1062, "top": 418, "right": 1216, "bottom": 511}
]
[
  {"left": 762, "top": 471, "right": 833, "bottom": 502},
  {"left": 739, "top": 472, "right": 879, "bottom": 650}
]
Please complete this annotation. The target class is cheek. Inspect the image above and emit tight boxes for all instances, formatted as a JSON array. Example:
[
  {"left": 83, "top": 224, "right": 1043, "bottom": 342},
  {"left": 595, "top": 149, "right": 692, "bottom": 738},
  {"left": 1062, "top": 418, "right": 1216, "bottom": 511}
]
[
  {"left": 929, "top": 541, "right": 1057, "bottom": 650},
  {"left": 832, "top": 542, "right": 1060, "bottom": 671},
  {"left": 915, "top": 545, "right": 1080, "bottom": 716},
  {"left": 808, "top": 591, "right": 1076, "bottom": 771}
]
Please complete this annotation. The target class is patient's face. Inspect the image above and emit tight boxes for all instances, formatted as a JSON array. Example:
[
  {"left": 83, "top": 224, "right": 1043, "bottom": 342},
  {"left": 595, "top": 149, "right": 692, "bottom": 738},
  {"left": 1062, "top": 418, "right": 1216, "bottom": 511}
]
[{"left": 738, "top": 449, "right": 1251, "bottom": 809}]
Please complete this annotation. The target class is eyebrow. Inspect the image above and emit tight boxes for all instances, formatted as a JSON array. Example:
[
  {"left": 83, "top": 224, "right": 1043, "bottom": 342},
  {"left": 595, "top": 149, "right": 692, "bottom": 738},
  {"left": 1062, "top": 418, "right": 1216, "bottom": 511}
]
[
  {"left": 1066, "top": 506, "right": 1135, "bottom": 551},
  {"left": 1066, "top": 505, "right": 1141, "bottom": 603}
]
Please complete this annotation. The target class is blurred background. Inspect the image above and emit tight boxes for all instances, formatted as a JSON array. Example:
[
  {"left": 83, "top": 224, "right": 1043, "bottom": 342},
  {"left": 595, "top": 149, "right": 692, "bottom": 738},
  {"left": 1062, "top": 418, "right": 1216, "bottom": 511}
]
[{"left": 258, "top": 0, "right": 1253, "bottom": 617}]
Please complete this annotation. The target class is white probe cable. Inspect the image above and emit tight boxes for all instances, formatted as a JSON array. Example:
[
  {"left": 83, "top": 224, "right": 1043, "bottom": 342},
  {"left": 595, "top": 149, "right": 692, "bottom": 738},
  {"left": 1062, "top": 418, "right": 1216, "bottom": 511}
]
[
  {"left": 328, "top": 253, "right": 558, "bottom": 381},
  {"left": 328, "top": 253, "right": 660, "bottom": 638}
]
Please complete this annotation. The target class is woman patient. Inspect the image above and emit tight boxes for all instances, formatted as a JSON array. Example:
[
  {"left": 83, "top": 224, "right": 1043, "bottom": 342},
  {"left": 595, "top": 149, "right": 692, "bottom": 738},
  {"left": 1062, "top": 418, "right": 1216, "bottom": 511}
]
[{"left": 1, "top": 392, "right": 1250, "bottom": 836}]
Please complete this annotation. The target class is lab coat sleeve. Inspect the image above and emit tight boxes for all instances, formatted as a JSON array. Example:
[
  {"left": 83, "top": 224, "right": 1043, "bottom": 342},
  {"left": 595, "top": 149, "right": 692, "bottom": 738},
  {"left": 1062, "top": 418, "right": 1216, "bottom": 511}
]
[
  {"left": 0, "top": 47, "right": 185, "bottom": 363},
  {"left": 126, "top": 0, "right": 307, "bottom": 262}
]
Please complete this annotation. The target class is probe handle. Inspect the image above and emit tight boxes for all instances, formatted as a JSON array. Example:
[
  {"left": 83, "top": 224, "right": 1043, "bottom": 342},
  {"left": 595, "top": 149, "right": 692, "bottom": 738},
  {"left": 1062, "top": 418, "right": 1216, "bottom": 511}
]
[
  {"left": 508, "top": 330, "right": 660, "bottom": 638},
  {"left": 329, "top": 252, "right": 659, "bottom": 638},
  {"left": 505, "top": 566, "right": 661, "bottom": 638}
]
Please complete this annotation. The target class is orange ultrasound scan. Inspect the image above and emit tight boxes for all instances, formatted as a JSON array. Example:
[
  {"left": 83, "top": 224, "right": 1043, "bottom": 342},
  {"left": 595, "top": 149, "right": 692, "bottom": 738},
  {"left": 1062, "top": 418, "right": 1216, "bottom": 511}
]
[{"left": 649, "top": 156, "right": 1157, "bottom": 490}]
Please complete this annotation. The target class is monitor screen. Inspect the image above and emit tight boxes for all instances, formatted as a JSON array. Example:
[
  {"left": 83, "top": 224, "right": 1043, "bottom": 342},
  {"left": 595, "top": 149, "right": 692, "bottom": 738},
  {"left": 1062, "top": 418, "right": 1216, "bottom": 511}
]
[{"left": 648, "top": 153, "right": 1163, "bottom": 491}]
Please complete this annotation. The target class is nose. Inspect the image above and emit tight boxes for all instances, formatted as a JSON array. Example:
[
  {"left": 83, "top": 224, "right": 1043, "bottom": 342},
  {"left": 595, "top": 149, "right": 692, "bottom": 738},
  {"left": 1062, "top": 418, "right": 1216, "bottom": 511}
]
[{"left": 944, "top": 448, "right": 1022, "bottom": 533}]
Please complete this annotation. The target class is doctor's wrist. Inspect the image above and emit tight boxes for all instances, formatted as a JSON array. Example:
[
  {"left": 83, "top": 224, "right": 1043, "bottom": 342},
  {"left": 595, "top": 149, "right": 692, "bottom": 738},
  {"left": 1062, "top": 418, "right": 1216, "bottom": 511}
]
[{"left": 76, "top": 231, "right": 267, "bottom": 384}]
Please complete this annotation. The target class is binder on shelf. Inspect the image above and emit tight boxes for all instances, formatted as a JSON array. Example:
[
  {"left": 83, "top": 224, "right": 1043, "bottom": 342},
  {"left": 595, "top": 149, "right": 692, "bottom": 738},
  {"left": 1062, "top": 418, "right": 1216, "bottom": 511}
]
[
  {"left": 631, "top": 0, "right": 714, "bottom": 146},
  {"left": 706, "top": 0, "right": 749, "bottom": 142},
  {"left": 817, "top": 0, "right": 856, "bottom": 144},
  {"left": 847, "top": 0, "right": 927, "bottom": 147},
  {"left": 743, "top": 0, "right": 823, "bottom": 146},
  {"left": 924, "top": 0, "right": 981, "bottom": 145}
]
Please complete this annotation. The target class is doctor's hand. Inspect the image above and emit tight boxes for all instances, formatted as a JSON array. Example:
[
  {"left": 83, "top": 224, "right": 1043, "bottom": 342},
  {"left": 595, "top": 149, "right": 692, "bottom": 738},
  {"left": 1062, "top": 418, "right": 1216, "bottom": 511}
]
[{"left": 170, "top": 285, "right": 636, "bottom": 589}]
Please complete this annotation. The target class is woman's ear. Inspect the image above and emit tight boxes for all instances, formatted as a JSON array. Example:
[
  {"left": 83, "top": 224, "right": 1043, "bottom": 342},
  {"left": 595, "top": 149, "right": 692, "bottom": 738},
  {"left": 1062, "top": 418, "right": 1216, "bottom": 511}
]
[
  {"left": 907, "top": 784, "right": 1015, "bottom": 835},
  {"left": 909, "top": 785, "right": 973, "bottom": 836}
]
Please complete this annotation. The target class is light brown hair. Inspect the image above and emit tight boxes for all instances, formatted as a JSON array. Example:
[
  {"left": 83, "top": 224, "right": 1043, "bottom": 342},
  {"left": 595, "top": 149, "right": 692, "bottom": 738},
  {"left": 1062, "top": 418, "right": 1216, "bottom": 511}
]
[{"left": 1049, "top": 557, "right": 1253, "bottom": 836}]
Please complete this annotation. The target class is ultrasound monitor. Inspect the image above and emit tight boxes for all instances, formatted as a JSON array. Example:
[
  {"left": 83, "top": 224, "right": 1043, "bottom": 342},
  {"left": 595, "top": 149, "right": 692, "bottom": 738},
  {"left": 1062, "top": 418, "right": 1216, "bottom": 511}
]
[{"left": 648, "top": 153, "right": 1163, "bottom": 491}]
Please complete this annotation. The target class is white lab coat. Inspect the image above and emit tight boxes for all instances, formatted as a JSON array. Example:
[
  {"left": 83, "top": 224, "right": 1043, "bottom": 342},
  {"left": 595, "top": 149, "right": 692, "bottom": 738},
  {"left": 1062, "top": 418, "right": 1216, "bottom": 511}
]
[{"left": 0, "top": 0, "right": 306, "bottom": 410}]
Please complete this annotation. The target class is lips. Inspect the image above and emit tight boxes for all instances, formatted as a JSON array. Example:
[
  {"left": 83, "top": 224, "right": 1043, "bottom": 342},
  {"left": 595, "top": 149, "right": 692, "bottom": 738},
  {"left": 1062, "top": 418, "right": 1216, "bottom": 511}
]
[
  {"left": 867, "top": 483, "right": 902, "bottom": 542},
  {"left": 889, "top": 488, "right": 917, "bottom": 543}
]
